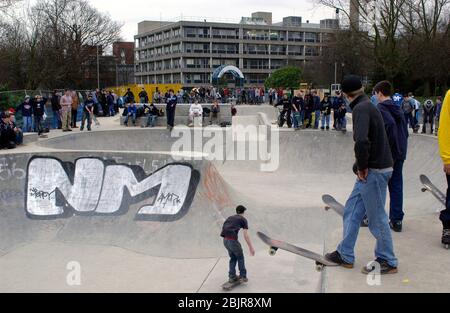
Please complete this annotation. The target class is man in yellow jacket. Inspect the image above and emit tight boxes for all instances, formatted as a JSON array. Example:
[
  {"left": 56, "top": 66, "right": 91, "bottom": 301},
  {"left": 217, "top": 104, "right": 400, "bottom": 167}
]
[{"left": 438, "top": 90, "right": 450, "bottom": 245}]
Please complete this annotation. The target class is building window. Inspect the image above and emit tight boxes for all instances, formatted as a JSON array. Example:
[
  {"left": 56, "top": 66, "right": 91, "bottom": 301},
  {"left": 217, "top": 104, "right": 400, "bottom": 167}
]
[
  {"left": 243, "top": 59, "right": 269, "bottom": 69},
  {"left": 243, "top": 29, "right": 269, "bottom": 40},
  {"left": 270, "top": 59, "right": 287, "bottom": 69},
  {"left": 185, "top": 43, "right": 210, "bottom": 54},
  {"left": 184, "top": 27, "right": 210, "bottom": 38},
  {"left": 288, "top": 31, "right": 303, "bottom": 42},
  {"left": 305, "top": 32, "right": 319, "bottom": 43},
  {"left": 212, "top": 43, "right": 239, "bottom": 54},
  {"left": 269, "top": 30, "right": 286, "bottom": 41},
  {"left": 243, "top": 44, "right": 268, "bottom": 55},
  {"left": 212, "top": 28, "right": 239, "bottom": 39},
  {"left": 270, "top": 45, "right": 286, "bottom": 55},
  {"left": 288, "top": 45, "right": 303, "bottom": 56},
  {"left": 305, "top": 46, "right": 319, "bottom": 56}
]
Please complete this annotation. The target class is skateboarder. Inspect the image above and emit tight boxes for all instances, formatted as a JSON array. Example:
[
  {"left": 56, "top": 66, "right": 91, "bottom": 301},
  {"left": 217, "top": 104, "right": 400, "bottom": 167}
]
[
  {"left": 422, "top": 99, "right": 436, "bottom": 134},
  {"left": 220, "top": 206, "right": 255, "bottom": 284},
  {"left": 373, "top": 81, "right": 409, "bottom": 232},
  {"left": 438, "top": 90, "right": 450, "bottom": 246},
  {"left": 325, "top": 75, "right": 398, "bottom": 275}
]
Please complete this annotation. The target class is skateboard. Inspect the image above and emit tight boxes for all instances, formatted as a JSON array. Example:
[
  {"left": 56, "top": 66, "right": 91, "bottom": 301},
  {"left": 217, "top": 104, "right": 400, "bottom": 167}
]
[
  {"left": 420, "top": 175, "right": 446, "bottom": 206},
  {"left": 257, "top": 232, "right": 338, "bottom": 272},
  {"left": 222, "top": 279, "right": 243, "bottom": 291},
  {"left": 322, "top": 194, "right": 344, "bottom": 217}
]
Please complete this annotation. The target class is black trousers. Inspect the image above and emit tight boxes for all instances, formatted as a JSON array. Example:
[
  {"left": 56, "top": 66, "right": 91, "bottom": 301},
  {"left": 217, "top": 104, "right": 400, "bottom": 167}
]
[
  {"left": 71, "top": 109, "right": 78, "bottom": 128},
  {"left": 440, "top": 175, "right": 450, "bottom": 229},
  {"left": 167, "top": 107, "right": 175, "bottom": 127}
]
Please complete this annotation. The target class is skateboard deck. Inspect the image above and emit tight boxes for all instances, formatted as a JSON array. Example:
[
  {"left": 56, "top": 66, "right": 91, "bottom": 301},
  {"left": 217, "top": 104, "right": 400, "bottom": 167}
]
[
  {"left": 420, "top": 175, "right": 446, "bottom": 206},
  {"left": 222, "top": 280, "right": 242, "bottom": 291},
  {"left": 257, "top": 232, "right": 338, "bottom": 272},
  {"left": 322, "top": 194, "right": 344, "bottom": 217}
]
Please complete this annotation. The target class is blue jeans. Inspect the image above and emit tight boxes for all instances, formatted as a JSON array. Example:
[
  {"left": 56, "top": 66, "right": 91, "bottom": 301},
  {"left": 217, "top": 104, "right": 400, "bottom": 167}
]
[
  {"left": 22, "top": 116, "right": 32, "bottom": 133},
  {"left": 124, "top": 113, "right": 136, "bottom": 125},
  {"left": 80, "top": 111, "right": 92, "bottom": 131},
  {"left": 52, "top": 110, "right": 60, "bottom": 129},
  {"left": 337, "top": 170, "right": 398, "bottom": 267},
  {"left": 338, "top": 116, "right": 347, "bottom": 130},
  {"left": 292, "top": 112, "right": 301, "bottom": 129},
  {"left": 224, "top": 239, "right": 247, "bottom": 279},
  {"left": 321, "top": 114, "right": 330, "bottom": 128},
  {"left": 109, "top": 105, "right": 115, "bottom": 117},
  {"left": 389, "top": 160, "right": 404, "bottom": 223},
  {"left": 146, "top": 115, "right": 157, "bottom": 127},
  {"left": 314, "top": 111, "right": 321, "bottom": 128}
]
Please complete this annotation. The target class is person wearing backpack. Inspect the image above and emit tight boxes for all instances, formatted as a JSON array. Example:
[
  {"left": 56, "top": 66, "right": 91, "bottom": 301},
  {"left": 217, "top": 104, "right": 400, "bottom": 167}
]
[{"left": 402, "top": 94, "right": 416, "bottom": 130}]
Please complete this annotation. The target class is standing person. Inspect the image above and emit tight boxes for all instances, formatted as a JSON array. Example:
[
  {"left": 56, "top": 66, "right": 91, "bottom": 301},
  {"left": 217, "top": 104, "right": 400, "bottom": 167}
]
[
  {"left": 80, "top": 94, "right": 95, "bottom": 132},
  {"left": 220, "top": 205, "right": 255, "bottom": 284},
  {"left": 374, "top": 81, "right": 409, "bottom": 232},
  {"left": 303, "top": 92, "right": 314, "bottom": 129},
  {"left": 32, "top": 95, "right": 47, "bottom": 137},
  {"left": 325, "top": 75, "right": 398, "bottom": 275},
  {"left": 337, "top": 102, "right": 348, "bottom": 132},
  {"left": 100, "top": 90, "right": 107, "bottom": 116},
  {"left": 422, "top": 99, "right": 436, "bottom": 134},
  {"left": 70, "top": 91, "right": 79, "bottom": 129},
  {"left": 107, "top": 91, "right": 115, "bottom": 117},
  {"left": 123, "top": 88, "right": 135, "bottom": 104},
  {"left": 312, "top": 91, "right": 322, "bottom": 129},
  {"left": 409, "top": 93, "right": 421, "bottom": 132},
  {"left": 333, "top": 91, "right": 344, "bottom": 130},
  {"left": 60, "top": 89, "right": 73, "bottom": 132},
  {"left": 17, "top": 96, "right": 33, "bottom": 133},
  {"left": 320, "top": 95, "right": 332, "bottom": 131},
  {"left": 166, "top": 89, "right": 177, "bottom": 131},
  {"left": 51, "top": 90, "right": 62, "bottom": 129},
  {"left": 435, "top": 96, "right": 443, "bottom": 136},
  {"left": 401, "top": 94, "right": 416, "bottom": 131},
  {"left": 139, "top": 88, "right": 149, "bottom": 104},
  {"left": 438, "top": 90, "right": 450, "bottom": 247},
  {"left": 275, "top": 94, "right": 292, "bottom": 128},
  {"left": 210, "top": 100, "right": 221, "bottom": 125},
  {"left": 292, "top": 92, "right": 304, "bottom": 130}
]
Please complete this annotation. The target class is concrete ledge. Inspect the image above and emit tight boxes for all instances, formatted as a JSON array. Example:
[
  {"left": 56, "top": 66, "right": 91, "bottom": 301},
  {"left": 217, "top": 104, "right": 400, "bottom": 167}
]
[{"left": 23, "top": 133, "right": 38, "bottom": 145}]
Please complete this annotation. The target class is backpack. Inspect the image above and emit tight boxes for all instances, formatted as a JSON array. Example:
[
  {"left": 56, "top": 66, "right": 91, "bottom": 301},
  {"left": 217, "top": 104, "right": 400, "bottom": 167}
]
[{"left": 402, "top": 100, "right": 414, "bottom": 114}]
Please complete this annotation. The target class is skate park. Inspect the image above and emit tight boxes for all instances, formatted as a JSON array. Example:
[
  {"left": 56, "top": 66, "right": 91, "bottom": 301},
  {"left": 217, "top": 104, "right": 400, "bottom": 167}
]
[{"left": 0, "top": 108, "right": 448, "bottom": 293}]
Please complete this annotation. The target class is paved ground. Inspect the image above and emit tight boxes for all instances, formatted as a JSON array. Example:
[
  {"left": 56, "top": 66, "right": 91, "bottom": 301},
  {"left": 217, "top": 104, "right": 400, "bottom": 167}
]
[{"left": 0, "top": 105, "right": 447, "bottom": 293}]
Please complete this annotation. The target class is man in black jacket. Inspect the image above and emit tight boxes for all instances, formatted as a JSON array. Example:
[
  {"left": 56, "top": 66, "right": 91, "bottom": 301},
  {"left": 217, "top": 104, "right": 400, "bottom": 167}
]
[
  {"left": 275, "top": 94, "right": 292, "bottom": 128},
  {"left": 325, "top": 75, "right": 398, "bottom": 275},
  {"left": 374, "top": 81, "right": 409, "bottom": 232}
]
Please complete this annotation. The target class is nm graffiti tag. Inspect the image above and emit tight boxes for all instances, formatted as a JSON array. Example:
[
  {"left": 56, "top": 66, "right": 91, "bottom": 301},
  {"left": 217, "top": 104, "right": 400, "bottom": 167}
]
[{"left": 26, "top": 157, "right": 200, "bottom": 221}]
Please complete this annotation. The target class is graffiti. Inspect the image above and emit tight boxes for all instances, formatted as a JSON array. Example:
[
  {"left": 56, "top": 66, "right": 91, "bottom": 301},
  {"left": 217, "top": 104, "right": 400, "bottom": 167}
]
[
  {"left": 29, "top": 188, "right": 56, "bottom": 201},
  {"left": 0, "top": 157, "right": 26, "bottom": 181},
  {"left": 157, "top": 193, "right": 182, "bottom": 208},
  {"left": 25, "top": 157, "right": 200, "bottom": 221}
]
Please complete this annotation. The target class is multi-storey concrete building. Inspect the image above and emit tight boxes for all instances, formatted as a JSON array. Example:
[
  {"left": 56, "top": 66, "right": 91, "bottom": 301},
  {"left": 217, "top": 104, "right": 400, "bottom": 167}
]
[{"left": 134, "top": 12, "right": 338, "bottom": 88}]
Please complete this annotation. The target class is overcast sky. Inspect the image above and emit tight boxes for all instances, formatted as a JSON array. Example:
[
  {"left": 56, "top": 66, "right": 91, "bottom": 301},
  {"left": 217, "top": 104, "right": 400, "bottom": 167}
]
[{"left": 25, "top": 0, "right": 335, "bottom": 41}]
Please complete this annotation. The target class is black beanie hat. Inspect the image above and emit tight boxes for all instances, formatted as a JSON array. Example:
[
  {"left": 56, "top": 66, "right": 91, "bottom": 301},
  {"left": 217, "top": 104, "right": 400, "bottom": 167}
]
[{"left": 341, "top": 75, "right": 363, "bottom": 93}]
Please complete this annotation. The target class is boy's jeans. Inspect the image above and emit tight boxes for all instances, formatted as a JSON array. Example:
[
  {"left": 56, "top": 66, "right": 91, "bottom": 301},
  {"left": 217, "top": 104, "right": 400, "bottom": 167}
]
[
  {"left": 337, "top": 169, "right": 398, "bottom": 268},
  {"left": 293, "top": 112, "right": 301, "bottom": 129},
  {"left": 124, "top": 113, "right": 136, "bottom": 125},
  {"left": 22, "top": 116, "right": 32, "bottom": 133},
  {"left": 314, "top": 110, "right": 321, "bottom": 128},
  {"left": 321, "top": 114, "right": 330, "bottom": 128},
  {"left": 147, "top": 115, "right": 157, "bottom": 127},
  {"left": 80, "top": 112, "right": 92, "bottom": 131},
  {"left": 52, "top": 110, "right": 60, "bottom": 129},
  {"left": 224, "top": 239, "right": 247, "bottom": 279}
]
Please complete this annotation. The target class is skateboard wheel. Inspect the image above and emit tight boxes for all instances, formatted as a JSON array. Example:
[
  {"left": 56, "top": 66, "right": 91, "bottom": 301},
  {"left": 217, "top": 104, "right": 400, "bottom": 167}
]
[
  {"left": 316, "top": 264, "right": 324, "bottom": 272},
  {"left": 421, "top": 188, "right": 427, "bottom": 193},
  {"left": 269, "top": 248, "right": 278, "bottom": 256}
]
